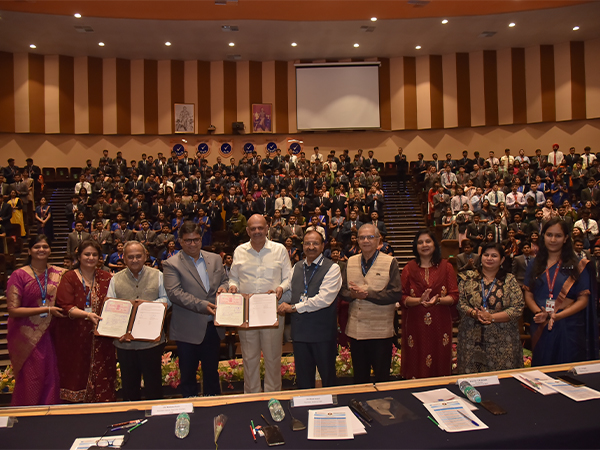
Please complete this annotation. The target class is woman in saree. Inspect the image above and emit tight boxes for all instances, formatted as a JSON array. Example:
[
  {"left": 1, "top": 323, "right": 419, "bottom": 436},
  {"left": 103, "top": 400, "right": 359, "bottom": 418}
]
[
  {"left": 8, "top": 189, "right": 26, "bottom": 237},
  {"left": 6, "top": 235, "right": 66, "bottom": 405},
  {"left": 525, "top": 218, "right": 598, "bottom": 366},
  {"left": 55, "top": 239, "right": 116, "bottom": 402},
  {"left": 35, "top": 196, "right": 54, "bottom": 242},
  {"left": 457, "top": 242, "right": 524, "bottom": 373},
  {"left": 400, "top": 229, "right": 459, "bottom": 379}
]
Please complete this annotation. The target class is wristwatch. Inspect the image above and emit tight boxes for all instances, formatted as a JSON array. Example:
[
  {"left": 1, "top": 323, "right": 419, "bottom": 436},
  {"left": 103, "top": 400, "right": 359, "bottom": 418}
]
[{"left": 291, "top": 304, "right": 297, "bottom": 312}]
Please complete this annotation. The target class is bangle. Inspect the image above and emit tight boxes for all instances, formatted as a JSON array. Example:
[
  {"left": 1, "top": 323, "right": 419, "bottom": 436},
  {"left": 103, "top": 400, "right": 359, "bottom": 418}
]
[{"left": 491, "top": 315, "right": 495, "bottom": 323}]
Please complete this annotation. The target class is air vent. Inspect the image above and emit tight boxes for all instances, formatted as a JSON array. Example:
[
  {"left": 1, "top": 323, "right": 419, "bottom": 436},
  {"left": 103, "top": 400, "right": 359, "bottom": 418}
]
[
  {"left": 222, "top": 25, "right": 239, "bottom": 32},
  {"left": 479, "top": 31, "right": 497, "bottom": 38},
  {"left": 74, "top": 25, "right": 94, "bottom": 33},
  {"left": 407, "top": 0, "right": 430, "bottom": 6},
  {"left": 360, "top": 26, "right": 376, "bottom": 33},
  {"left": 227, "top": 54, "right": 242, "bottom": 60},
  {"left": 215, "top": 0, "right": 227, "bottom": 5}
]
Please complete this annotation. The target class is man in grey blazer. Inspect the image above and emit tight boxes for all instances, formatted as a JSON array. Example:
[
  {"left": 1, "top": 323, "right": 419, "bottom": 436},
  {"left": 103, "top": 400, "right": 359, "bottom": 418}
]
[
  {"left": 66, "top": 221, "right": 91, "bottom": 255},
  {"left": 511, "top": 241, "right": 533, "bottom": 286},
  {"left": 163, "top": 221, "right": 229, "bottom": 397}
]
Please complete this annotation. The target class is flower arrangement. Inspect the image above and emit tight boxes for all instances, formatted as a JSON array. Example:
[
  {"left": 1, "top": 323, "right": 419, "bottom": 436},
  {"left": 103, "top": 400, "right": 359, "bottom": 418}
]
[
  {"left": 523, "top": 348, "right": 532, "bottom": 367},
  {"left": 452, "top": 343, "right": 458, "bottom": 372},
  {"left": 0, "top": 366, "right": 15, "bottom": 393},
  {"left": 390, "top": 344, "right": 402, "bottom": 377},
  {"left": 280, "top": 356, "right": 296, "bottom": 381},
  {"left": 335, "top": 346, "right": 354, "bottom": 377},
  {"left": 218, "top": 359, "right": 244, "bottom": 390},
  {"left": 161, "top": 352, "right": 181, "bottom": 389}
]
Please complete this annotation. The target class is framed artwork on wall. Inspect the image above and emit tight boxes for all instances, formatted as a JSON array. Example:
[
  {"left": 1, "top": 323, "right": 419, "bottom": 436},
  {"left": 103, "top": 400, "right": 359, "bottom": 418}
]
[
  {"left": 252, "top": 103, "right": 272, "bottom": 133},
  {"left": 174, "top": 103, "right": 195, "bottom": 134}
]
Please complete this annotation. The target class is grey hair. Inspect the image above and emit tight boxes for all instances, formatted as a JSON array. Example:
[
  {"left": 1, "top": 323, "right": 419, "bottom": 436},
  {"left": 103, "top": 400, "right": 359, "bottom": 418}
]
[
  {"left": 358, "top": 223, "right": 380, "bottom": 239},
  {"left": 123, "top": 240, "right": 148, "bottom": 255}
]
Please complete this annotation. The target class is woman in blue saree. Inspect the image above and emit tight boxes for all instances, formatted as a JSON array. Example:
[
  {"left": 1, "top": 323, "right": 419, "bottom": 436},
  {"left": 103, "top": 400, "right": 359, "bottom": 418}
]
[{"left": 524, "top": 217, "right": 598, "bottom": 366}]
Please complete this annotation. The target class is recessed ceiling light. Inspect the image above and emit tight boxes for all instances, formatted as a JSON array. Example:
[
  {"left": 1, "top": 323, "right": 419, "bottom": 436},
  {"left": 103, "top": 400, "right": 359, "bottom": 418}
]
[
  {"left": 165, "top": 42, "right": 172, "bottom": 46},
  {"left": 442, "top": 19, "right": 448, "bottom": 24},
  {"left": 354, "top": 43, "right": 360, "bottom": 48},
  {"left": 371, "top": 17, "right": 377, "bottom": 22},
  {"left": 509, "top": 22, "right": 516, "bottom": 27},
  {"left": 74, "top": 13, "right": 82, "bottom": 18},
  {"left": 415, "top": 45, "right": 422, "bottom": 50},
  {"left": 98, "top": 42, "right": 105, "bottom": 47},
  {"left": 573, "top": 26, "right": 580, "bottom": 31},
  {"left": 29, "top": 44, "right": 36, "bottom": 49},
  {"left": 291, "top": 42, "right": 297, "bottom": 47},
  {"left": 228, "top": 42, "right": 235, "bottom": 47}
]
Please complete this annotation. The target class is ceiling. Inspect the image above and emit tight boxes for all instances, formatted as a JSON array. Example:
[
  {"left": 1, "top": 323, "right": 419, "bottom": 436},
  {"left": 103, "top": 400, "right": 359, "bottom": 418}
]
[{"left": 0, "top": 1, "right": 599, "bottom": 61}]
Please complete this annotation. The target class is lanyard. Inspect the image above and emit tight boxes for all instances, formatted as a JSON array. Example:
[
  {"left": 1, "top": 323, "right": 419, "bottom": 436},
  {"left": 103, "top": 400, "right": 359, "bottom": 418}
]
[
  {"left": 79, "top": 269, "right": 95, "bottom": 308},
  {"left": 545, "top": 261, "right": 562, "bottom": 299},
  {"left": 30, "top": 266, "right": 48, "bottom": 305},
  {"left": 480, "top": 278, "right": 497, "bottom": 310},
  {"left": 361, "top": 250, "right": 380, "bottom": 277},
  {"left": 303, "top": 255, "right": 323, "bottom": 295}
]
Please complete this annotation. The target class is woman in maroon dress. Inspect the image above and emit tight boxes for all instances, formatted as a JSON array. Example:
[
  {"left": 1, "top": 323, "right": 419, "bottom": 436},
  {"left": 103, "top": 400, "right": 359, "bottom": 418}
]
[
  {"left": 400, "top": 229, "right": 458, "bottom": 379},
  {"left": 55, "top": 240, "right": 116, "bottom": 402}
]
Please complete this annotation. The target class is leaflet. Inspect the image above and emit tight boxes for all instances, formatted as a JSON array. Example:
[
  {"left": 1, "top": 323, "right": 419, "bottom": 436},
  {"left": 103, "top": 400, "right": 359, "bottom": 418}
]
[
  {"left": 424, "top": 400, "right": 488, "bottom": 433},
  {"left": 215, "top": 293, "right": 245, "bottom": 326},
  {"left": 541, "top": 379, "right": 600, "bottom": 402},
  {"left": 308, "top": 408, "right": 355, "bottom": 440},
  {"left": 511, "top": 370, "right": 557, "bottom": 395}
]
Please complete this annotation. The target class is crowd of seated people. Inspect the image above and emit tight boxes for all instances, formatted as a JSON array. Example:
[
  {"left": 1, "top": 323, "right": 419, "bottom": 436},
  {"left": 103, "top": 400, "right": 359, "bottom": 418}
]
[{"left": 54, "top": 146, "right": 394, "bottom": 269}]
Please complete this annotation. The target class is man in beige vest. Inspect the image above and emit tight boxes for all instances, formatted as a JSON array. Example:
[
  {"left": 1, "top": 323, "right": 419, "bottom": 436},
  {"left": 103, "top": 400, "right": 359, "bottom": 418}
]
[
  {"left": 340, "top": 224, "right": 401, "bottom": 384},
  {"left": 106, "top": 241, "right": 171, "bottom": 401}
]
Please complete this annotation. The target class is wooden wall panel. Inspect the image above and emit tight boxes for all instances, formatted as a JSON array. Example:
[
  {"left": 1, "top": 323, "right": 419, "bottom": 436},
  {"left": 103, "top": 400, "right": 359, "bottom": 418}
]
[
  {"left": 0, "top": 51, "right": 15, "bottom": 133},
  {"left": 403, "top": 57, "right": 417, "bottom": 130},
  {"left": 378, "top": 57, "right": 392, "bottom": 130},
  {"left": 540, "top": 45, "right": 556, "bottom": 122},
  {"left": 511, "top": 48, "right": 527, "bottom": 124},
  {"left": 483, "top": 50, "right": 499, "bottom": 126},
  {"left": 275, "top": 60, "right": 289, "bottom": 134},
  {"left": 116, "top": 58, "right": 131, "bottom": 135},
  {"left": 429, "top": 55, "right": 443, "bottom": 129},
  {"left": 59, "top": 55, "right": 75, "bottom": 134},
  {"left": 143, "top": 60, "right": 158, "bottom": 135},
  {"left": 456, "top": 53, "right": 471, "bottom": 128},
  {"left": 28, "top": 53, "right": 45, "bottom": 134}
]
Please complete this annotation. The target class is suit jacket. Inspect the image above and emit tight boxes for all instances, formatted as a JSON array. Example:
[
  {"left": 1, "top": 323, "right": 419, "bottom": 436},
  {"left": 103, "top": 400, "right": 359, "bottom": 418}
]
[
  {"left": 0, "top": 201, "right": 13, "bottom": 228},
  {"left": 330, "top": 195, "right": 348, "bottom": 213},
  {"left": 487, "top": 223, "right": 507, "bottom": 242},
  {"left": 113, "top": 228, "right": 134, "bottom": 244},
  {"left": 456, "top": 252, "right": 479, "bottom": 272},
  {"left": 163, "top": 250, "right": 228, "bottom": 344},
  {"left": 340, "top": 219, "right": 363, "bottom": 242},
  {"left": 91, "top": 229, "right": 113, "bottom": 254},
  {"left": 66, "top": 231, "right": 91, "bottom": 255},
  {"left": 512, "top": 254, "right": 533, "bottom": 285},
  {"left": 135, "top": 229, "right": 157, "bottom": 251}
]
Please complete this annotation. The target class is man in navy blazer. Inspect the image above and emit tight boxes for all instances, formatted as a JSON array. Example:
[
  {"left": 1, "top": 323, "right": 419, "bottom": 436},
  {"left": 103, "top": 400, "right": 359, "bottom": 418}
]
[{"left": 163, "top": 221, "right": 229, "bottom": 397}]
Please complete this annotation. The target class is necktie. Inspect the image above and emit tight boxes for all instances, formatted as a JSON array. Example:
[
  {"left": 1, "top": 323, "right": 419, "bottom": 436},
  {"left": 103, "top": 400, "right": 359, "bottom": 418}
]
[
  {"left": 496, "top": 225, "right": 501, "bottom": 242},
  {"left": 495, "top": 192, "right": 498, "bottom": 203},
  {"left": 526, "top": 256, "right": 530, "bottom": 264},
  {"left": 78, "top": 232, "right": 82, "bottom": 243},
  {"left": 554, "top": 153, "right": 557, "bottom": 166}
]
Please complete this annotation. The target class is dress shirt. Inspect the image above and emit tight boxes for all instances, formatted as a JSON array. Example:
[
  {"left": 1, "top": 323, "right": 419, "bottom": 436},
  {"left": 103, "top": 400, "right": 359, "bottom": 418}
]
[
  {"left": 582, "top": 153, "right": 597, "bottom": 169},
  {"left": 575, "top": 219, "right": 599, "bottom": 237},
  {"left": 525, "top": 190, "right": 546, "bottom": 208},
  {"left": 487, "top": 190, "right": 505, "bottom": 208},
  {"left": 107, "top": 266, "right": 171, "bottom": 307},
  {"left": 288, "top": 254, "right": 342, "bottom": 314},
  {"left": 229, "top": 239, "right": 292, "bottom": 301},
  {"left": 274, "top": 196, "right": 293, "bottom": 211},
  {"left": 187, "top": 253, "right": 210, "bottom": 292},
  {"left": 451, "top": 195, "right": 469, "bottom": 213},
  {"left": 441, "top": 172, "right": 457, "bottom": 188},
  {"left": 506, "top": 192, "right": 525, "bottom": 209},
  {"left": 548, "top": 150, "right": 564, "bottom": 166}
]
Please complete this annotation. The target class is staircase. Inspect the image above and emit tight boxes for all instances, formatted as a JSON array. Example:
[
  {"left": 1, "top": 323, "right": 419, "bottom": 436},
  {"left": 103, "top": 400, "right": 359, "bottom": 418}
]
[{"left": 381, "top": 181, "right": 427, "bottom": 271}]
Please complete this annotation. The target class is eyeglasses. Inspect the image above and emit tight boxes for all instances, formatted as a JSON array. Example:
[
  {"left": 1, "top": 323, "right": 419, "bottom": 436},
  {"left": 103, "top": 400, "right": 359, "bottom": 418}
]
[
  {"left": 357, "top": 235, "right": 377, "bottom": 241},
  {"left": 182, "top": 238, "right": 201, "bottom": 245}
]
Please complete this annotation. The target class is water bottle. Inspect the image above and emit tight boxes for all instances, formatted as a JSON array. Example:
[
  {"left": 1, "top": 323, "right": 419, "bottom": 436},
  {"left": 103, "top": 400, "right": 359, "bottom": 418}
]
[
  {"left": 175, "top": 412, "right": 190, "bottom": 439},
  {"left": 459, "top": 381, "right": 482, "bottom": 403},
  {"left": 268, "top": 398, "right": 285, "bottom": 422}
]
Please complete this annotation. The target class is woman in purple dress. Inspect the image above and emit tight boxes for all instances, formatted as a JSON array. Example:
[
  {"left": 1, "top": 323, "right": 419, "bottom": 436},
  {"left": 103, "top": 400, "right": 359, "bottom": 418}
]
[{"left": 6, "top": 235, "right": 66, "bottom": 405}]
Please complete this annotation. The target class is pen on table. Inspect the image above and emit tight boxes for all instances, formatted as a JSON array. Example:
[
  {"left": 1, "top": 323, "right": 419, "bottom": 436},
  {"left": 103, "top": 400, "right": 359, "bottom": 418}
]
[
  {"left": 110, "top": 419, "right": 142, "bottom": 428},
  {"left": 127, "top": 419, "right": 148, "bottom": 432},
  {"left": 427, "top": 415, "right": 442, "bottom": 430},
  {"left": 520, "top": 382, "right": 537, "bottom": 393},
  {"left": 457, "top": 410, "right": 479, "bottom": 427},
  {"left": 111, "top": 422, "right": 141, "bottom": 432},
  {"left": 250, "top": 424, "right": 257, "bottom": 443},
  {"left": 351, "top": 409, "right": 372, "bottom": 428}
]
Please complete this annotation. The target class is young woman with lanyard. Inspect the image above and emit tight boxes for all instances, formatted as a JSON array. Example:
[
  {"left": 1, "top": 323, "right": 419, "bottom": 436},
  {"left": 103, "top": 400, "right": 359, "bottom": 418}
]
[
  {"left": 524, "top": 218, "right": 599, "bottom": 366},
  {"left": 55, "top": 240, "right": 117, "bottom": 403},
  {"left": 6, "top": 234, "right": 66, "bottom": 405},
  {"left": 457, "top": 242, "right": 524, "bottom": 373}
]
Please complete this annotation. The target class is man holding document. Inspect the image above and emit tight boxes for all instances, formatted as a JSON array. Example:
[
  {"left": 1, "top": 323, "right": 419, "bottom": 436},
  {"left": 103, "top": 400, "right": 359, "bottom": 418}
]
[
  {"left": 106, "top": 241, "right": 170, "bottom": 401},
  {"left": 228, "top": 214, "right": 292, "bottom": 394},
  {"left": 278, "top": 230, "right": 342, "bottom": 389},
  {"left": 163, "top": 222, "right": 229, "bottom": 397}
]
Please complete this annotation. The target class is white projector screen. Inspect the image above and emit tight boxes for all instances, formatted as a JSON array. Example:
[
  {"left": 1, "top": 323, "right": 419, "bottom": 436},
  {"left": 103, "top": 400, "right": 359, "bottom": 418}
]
[{"left": 295, "top": 63, "right": 381, "bottom": 131}]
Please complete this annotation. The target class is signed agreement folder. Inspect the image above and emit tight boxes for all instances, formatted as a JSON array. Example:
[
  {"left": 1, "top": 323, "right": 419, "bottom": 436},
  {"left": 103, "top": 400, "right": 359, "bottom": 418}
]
[
  {"left": 95, "top": 298, "right": 167, "bottom": 342},
  {"left": 214, "top": 293, "right": 278, "bottom": 328}
]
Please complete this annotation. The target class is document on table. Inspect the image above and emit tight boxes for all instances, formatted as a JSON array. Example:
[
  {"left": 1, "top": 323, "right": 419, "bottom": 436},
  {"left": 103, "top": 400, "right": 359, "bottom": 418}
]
[
  {"left": 541, "top": 379, "right": 600, "bottom": 402},
  {"left": 130, "top": 302, "right": 165, "bottom": 340},
  {"left": 215, "top": 293, "right": 245, "bottom": 326},
  {"left": 96, "top": 299, "right": 133, "bottom": 338},
  {"left": 308, "top": 408, "right": 355, "bottom": 440},
  {"left": 70, "top": 436, "right": 125, "bottom": 450},
  {"left": 511, "top": 370, "right": 557, "bottom": 395},
  {"left": 248, "top": 293, "right": 277, "bottom": 327},
  {"left": 424, "top": 400, "right": 488, "bottom": 433},
  {"left": 412, "top": 388, "right": 478, "bottom": 411}
]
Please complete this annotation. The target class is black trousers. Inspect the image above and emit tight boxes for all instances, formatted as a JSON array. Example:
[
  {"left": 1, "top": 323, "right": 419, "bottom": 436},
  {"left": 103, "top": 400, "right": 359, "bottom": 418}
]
[
  {"left": 293, "top": 340, "right": 337, "bottom": 389},
  {"left": 177, "top": 321, "right": 221, "bottom": 397},
  {"left": 117, "top": 343, "right": 165, "bottom": 401},
  {"left": 349, "top": 337, "right": 393, "bottom": 384}
]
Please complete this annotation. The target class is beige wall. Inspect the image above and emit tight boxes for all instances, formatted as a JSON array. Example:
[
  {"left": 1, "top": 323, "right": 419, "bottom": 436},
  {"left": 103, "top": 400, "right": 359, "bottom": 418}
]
[{"left": 2, "top": 118, "right": 599, "bottom": 168}]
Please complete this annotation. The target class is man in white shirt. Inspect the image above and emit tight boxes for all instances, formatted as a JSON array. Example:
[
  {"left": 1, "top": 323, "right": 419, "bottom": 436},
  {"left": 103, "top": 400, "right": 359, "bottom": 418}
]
[
  {"left": 451, "top": 187, "right": 469, "bottom": 214},
  {"left": 487, "top": 184, "right": 505, "bottom": 210},
  {"left": 575, "top": 209, "right": 599, "bottom": 242},
  {"left": 486, "top": 151, "right": 499, "bottom": 167},
  {"left": 74, "top": 175, "right": 92, "bottom": 195},
  {"left": 581, "top": 146, "right": 596, "bottom": 169},
  {"left": 440, "top": 165, "right": 457, "bottom": 191},
  {"left": 310, "top": 146, "right": 323, "bottom": 163},
  {"left": 229, "top": 214, "right": 293, "bottom": 393},
  {"left": 500, "top": 148, "right": 514, "bottom": 173},
  {"left": 277, "top": 231, "right": 342, "bottom": 389},
  {"left": 273, "top": 188, "right": 293, "bottom": 218},
  {"left": 548, "top": 143, "right": 564, "bottom": 167},
  {"left": 506, "top": 184, "right": 526, "bottom": 214}
]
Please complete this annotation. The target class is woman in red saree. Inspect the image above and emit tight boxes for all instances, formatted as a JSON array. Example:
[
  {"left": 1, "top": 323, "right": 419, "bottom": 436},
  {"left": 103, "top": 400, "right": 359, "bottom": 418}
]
[
  {"left": 400, "top": 229, "right": 459, "bottom": 379},
  {"left": 7, "top": 235, "right": 66, "bottom": 406},
  {"left": 55, "top": 240, "right": 116, "bottom": 402}
]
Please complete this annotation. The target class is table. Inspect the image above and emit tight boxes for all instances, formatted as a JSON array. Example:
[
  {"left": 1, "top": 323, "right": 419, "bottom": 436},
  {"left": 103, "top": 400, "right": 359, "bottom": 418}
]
[{"left": 1, "top": 362, "right": 600, "bottom": 449}]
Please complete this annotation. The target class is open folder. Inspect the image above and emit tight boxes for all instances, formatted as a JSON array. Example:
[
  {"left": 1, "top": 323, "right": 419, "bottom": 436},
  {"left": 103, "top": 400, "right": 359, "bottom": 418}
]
[
  {"left": 95, "top": 298, "right": 167, "bottom": 342},
  {"left": 214, "top": 293, "right": 278, "bottom": 328}
]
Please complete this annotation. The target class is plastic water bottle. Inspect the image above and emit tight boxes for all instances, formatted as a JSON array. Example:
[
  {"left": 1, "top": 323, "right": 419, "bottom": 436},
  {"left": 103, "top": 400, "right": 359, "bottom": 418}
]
[
  {"left": 459, "top": 381, "right": 482, "bottom": 403},
  {"left": 175, "top": 412, "right": 190, "bottom": 439},
  {"left": 268, "top": 398, "right": 285, "bottom": 422}
]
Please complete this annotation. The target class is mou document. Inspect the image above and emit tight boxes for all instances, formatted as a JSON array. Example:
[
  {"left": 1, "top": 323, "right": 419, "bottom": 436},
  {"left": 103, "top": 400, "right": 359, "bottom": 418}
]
[
  {"left": 96, "top": 299, "right": 133, "bottom": 338},
  {"left": 215, "top": 293, "right": 245, "bottom": 327},
  {"left": 130, "top": 302, "right": 165, "bottom": 340},
  {"left": 248, "top": 293, "right": 277, "bottom": 327}
]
